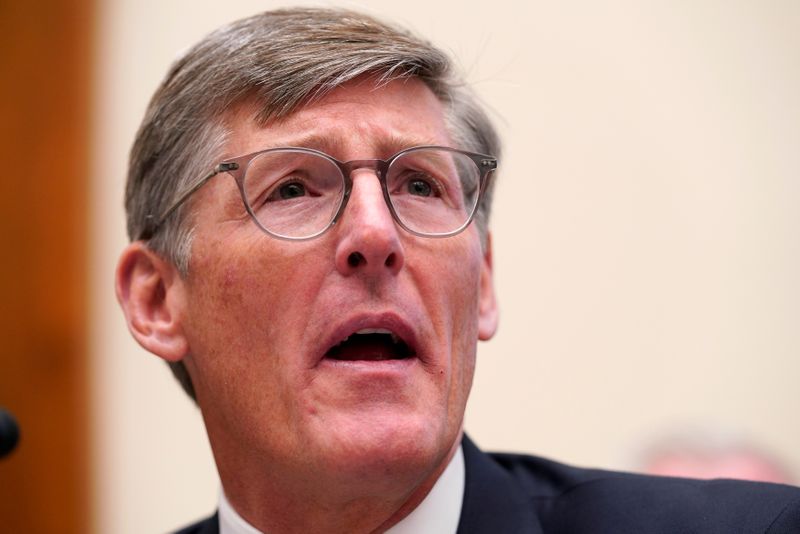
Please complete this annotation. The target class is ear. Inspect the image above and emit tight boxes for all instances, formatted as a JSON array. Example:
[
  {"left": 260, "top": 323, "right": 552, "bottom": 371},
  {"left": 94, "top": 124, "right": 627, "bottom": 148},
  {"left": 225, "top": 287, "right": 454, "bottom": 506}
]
[
  {"left": 477, "top": 232, "right": 499, "bottom": 341},
  {"left": 115, "top": 242, "right": 189, "bottom": 361}
]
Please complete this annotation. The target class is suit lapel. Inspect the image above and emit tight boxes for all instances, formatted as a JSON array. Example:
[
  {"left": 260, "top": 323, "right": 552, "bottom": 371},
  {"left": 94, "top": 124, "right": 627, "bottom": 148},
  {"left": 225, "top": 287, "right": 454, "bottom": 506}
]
[
  {"left": 197, "top": 513, "right": 220, "bottom": 534},
  {"left": 457, "top": 436, "right": 544, "bottom": 534}
]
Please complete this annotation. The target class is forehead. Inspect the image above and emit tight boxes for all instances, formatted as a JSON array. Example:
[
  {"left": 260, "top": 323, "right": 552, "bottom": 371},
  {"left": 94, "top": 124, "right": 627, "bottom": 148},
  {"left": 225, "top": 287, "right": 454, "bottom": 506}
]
[{"left": 221, "top": 77, "right": 453, "bottom": 159}]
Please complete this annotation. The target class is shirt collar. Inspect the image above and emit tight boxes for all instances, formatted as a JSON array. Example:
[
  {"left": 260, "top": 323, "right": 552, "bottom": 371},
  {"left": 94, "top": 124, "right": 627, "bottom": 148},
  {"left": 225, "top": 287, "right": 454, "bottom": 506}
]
[{"left": 219, "top": 445, "right": 465, "bottom": 534}]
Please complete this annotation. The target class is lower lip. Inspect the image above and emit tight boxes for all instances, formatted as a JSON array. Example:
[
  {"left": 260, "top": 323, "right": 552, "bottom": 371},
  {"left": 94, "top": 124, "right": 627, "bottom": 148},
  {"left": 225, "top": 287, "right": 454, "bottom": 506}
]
[
  {"left": 318, "top": 356, "right": 418, "bottom": 373},
  {"left": 314, "top": 357, "right": 420, "bottom": 404}
]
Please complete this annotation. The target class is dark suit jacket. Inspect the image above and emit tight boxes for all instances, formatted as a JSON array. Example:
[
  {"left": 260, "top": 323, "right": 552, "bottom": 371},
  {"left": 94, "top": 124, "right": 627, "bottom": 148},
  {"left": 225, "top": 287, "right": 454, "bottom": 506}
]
[{"left": 174, "top": 435, "right": 800, "bottom": 533}]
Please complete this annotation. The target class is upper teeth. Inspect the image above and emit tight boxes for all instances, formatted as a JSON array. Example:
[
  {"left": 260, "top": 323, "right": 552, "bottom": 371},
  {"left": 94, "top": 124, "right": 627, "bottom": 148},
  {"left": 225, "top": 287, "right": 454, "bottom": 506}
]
[{"left": 356, "top": 328, "right": 391, "bottom": 335}]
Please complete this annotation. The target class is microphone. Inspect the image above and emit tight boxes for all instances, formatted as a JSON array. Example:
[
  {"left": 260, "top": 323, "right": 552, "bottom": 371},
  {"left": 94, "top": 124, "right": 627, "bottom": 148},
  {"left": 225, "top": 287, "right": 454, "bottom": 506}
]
[{"left": 0, "top": 408, "right": 20, "bottom": 459}]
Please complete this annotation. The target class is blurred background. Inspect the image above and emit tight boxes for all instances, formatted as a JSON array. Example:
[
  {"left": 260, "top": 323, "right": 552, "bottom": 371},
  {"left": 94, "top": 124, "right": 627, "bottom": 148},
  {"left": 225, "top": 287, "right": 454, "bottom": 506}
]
[{"left": 0, "top": 1, "right": 798, "bottom": 532}]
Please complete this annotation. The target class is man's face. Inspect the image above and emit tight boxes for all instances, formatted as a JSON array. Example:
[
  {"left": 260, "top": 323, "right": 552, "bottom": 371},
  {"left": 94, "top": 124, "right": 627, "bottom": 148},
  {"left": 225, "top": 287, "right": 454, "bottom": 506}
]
[{"left": 174, "top": 78, "right": 497, "bottom": 491}]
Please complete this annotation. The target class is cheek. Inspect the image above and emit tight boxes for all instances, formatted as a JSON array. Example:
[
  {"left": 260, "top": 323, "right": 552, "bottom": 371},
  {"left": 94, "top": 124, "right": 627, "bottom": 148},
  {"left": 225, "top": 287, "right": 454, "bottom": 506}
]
[
  {"left": 411, "top": 234, "right": 484, "bottom": 335},
  {"left": 440, "top": 237, "right": 482, "bottom": 396},
  {"left": 183, "top": 237, "right": 335, "bottom": 450},
  {"left": 408, "top": 234, "right": 482, "bottom": 399},
  {"left": 183, "top": 236, "right": 328, "bottom": 395},
  {"left": 191, "top": 235, "right": 326, "bottom": 327}
]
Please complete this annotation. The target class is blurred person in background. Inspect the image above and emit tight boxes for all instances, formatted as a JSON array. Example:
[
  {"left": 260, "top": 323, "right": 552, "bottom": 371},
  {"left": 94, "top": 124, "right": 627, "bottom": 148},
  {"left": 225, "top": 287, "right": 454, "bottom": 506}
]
[{"left": 637, "top": 426, "right": 795, "bottom": 485}]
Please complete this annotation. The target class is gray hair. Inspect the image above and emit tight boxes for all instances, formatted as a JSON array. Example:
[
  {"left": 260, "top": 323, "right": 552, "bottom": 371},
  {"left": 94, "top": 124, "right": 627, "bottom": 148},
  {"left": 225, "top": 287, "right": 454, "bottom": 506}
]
[{"left": 125, "top": 7, "right": 501, "bottom": 401}]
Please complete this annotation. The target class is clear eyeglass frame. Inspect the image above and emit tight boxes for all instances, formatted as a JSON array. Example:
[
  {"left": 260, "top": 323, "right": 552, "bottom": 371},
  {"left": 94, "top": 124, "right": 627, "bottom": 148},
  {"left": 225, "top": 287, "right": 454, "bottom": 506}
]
[{"left": 140, "top": 145, "right": 498, "bottom": 241}]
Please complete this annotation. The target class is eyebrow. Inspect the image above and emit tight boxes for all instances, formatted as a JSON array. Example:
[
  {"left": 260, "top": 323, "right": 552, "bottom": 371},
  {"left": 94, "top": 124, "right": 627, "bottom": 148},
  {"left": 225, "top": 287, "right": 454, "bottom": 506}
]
[
  {"left": 377, "top": 133, "right": 446, "bottom": 157},
  {"left": 269, "top": 133, "right": 346, "bottom": 154}
]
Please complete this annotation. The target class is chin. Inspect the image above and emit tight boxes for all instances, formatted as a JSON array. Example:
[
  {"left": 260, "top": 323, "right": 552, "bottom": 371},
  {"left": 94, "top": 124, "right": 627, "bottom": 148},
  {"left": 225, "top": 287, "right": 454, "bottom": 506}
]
[{"left": 316, "top": 413, "right": 452, "bottom": 482}]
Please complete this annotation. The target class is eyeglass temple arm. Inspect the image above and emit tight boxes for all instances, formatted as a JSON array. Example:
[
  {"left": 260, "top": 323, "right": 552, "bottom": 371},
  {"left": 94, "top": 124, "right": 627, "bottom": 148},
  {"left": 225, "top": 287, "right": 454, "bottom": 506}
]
[
  {"left": 140, "top": 162, "right": 240, "bottom": 240},
  {"left": 479, "top": 158, "right": 497, "bottom": 173}
]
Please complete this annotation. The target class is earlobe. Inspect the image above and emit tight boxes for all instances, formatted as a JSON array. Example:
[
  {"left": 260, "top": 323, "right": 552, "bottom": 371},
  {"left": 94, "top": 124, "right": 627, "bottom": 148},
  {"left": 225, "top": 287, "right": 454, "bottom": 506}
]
[
  {"left": 477, "top": 233, "right": 499, "bottom": 341},
  {"left": 115, "top": 242, "right": 189, "bottom": 361}
]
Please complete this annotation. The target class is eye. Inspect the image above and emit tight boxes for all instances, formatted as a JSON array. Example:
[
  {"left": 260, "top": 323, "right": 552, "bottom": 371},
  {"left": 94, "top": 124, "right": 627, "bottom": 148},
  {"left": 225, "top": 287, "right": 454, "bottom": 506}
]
[
  {"left": 268, "top": 180, "right": 307, "bottom": 201},
  {"left": 407, "top": 178, "right": 434, "bottom": 197}
]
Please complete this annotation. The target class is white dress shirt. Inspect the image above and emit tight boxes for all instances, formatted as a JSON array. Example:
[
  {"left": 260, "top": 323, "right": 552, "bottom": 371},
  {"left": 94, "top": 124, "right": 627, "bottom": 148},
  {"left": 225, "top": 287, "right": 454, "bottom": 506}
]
[{"left": 219, "top": 445, "right": 465, "bottom": 534}]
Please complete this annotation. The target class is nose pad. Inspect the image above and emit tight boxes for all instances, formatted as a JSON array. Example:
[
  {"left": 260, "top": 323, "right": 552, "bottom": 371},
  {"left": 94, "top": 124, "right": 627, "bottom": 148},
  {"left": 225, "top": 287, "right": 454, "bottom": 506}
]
[{"left": 334, "top": 169, "right": 405, "bottom": 277}]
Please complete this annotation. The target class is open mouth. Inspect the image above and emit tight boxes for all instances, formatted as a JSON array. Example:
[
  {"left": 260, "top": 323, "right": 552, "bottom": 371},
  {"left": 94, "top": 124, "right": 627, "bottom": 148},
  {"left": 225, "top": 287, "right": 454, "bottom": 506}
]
[{"left": 324, "top": 328, "right": 414, "bottom": 362}]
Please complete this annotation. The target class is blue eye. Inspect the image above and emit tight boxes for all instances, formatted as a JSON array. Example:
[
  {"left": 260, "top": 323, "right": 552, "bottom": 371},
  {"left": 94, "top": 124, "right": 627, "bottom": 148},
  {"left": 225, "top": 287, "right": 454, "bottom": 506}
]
[
  {"left": 271, "top": 181, "right": 307, "bottom": 200},
  {"left": 407, "top": 178, "right": 433, "bottom": 197}
]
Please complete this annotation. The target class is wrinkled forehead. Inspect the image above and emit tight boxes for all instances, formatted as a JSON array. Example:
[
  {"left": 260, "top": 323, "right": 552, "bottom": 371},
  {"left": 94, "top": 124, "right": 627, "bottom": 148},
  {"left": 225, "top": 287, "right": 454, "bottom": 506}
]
[{"left": 214, "top": 77, "right": 455, "bottom": 160}]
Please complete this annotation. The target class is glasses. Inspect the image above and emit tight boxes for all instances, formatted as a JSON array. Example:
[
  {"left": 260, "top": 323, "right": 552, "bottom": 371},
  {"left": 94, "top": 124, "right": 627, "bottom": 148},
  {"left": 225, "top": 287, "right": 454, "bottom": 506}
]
[{"left": 142, "top": 146, "right": 498, "bottom": 240}]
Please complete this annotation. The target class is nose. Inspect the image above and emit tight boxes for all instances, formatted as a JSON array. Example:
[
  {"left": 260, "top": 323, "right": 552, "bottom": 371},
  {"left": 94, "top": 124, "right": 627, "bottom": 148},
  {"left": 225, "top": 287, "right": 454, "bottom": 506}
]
[{"left": 334, "top": 168, "right": 405, "bottom": 277}]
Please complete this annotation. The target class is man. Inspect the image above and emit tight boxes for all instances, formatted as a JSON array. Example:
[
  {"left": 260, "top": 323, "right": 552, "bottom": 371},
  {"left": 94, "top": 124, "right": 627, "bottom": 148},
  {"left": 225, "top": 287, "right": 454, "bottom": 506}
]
[{"left": 116, "top": 8, "right": 800, "bottom": 533}]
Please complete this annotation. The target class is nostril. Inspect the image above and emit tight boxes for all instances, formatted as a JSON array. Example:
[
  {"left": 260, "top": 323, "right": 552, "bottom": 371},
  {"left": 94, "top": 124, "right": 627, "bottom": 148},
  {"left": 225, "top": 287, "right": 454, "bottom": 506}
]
[
  {"left": 385, "top": 253, "right": 396, "bottom": 268},
  {"left": 348, "top": 252, "right": 365, "bottom": 268}
]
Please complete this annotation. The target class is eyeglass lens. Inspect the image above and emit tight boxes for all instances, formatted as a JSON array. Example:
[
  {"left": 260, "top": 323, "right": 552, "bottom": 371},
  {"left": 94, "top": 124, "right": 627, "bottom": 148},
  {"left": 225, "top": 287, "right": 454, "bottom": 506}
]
[{"left": 241, "top": 148, "right": 481, "bottom": 239}]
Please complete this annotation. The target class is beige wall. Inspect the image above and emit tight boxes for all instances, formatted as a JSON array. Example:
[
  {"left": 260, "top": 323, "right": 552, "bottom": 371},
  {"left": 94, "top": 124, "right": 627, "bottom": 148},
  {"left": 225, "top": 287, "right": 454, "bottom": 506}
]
[{"left": 91, "top": 1, "right": 800, "bottom": 532}]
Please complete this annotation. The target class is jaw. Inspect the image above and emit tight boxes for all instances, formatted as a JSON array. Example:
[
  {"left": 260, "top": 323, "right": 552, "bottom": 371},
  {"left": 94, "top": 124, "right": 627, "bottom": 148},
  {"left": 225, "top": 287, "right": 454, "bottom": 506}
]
[
  {"left": 291, "top": 404, "right": 463, "bottom": 512},
  {"left": 214, "top": 422, "right": 465, "bottom": 534}
]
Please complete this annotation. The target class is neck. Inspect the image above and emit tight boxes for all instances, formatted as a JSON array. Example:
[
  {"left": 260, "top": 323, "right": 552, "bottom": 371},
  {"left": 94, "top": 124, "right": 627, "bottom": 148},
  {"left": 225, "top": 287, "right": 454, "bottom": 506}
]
[{"left": 218, "top": 435, "right": 462, "bottom": 534}]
